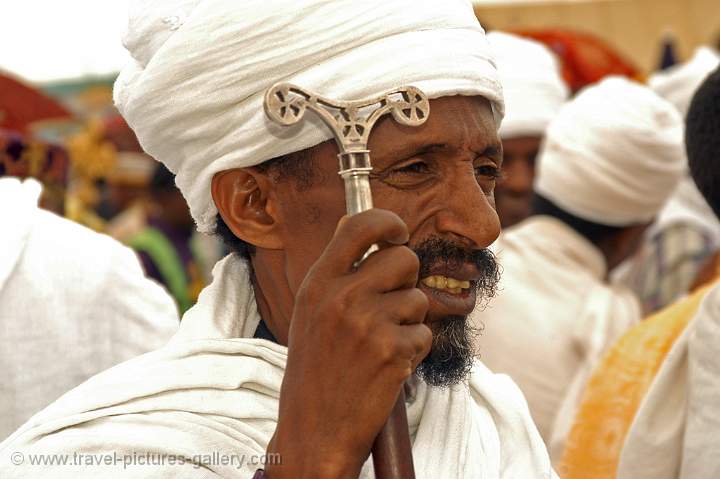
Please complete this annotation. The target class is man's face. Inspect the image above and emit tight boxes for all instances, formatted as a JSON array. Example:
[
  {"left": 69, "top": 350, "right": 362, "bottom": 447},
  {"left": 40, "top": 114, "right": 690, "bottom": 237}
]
[
  {"left": 494, "top": 135, "right": 541, "bottom": 228},
  {"left": 272, "top": 96, "right": 502, "bottom": 385}
]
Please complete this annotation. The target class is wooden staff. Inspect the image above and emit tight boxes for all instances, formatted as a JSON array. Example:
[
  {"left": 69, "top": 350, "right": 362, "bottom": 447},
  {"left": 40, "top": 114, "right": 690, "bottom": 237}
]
[{"left": 264, "top": 83, "right": 430, "bottom": 478}]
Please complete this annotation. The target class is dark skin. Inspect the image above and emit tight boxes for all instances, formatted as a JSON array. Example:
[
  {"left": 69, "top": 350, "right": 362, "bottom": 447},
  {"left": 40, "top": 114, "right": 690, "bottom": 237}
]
[
  {"left": 598, "top": 222, "right": 650, "bottom": 274},
  {"left": 211, "top": 96, "right": 502, "bottom": 478},
  {"left": 495, "top": 135, "right": 541, "bottom": 228}
]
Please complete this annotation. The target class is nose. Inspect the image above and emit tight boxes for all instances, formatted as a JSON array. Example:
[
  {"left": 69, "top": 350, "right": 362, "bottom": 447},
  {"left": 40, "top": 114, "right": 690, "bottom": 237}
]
[{"left": 433, "top": 165, "right": 501, "bottom": 249}]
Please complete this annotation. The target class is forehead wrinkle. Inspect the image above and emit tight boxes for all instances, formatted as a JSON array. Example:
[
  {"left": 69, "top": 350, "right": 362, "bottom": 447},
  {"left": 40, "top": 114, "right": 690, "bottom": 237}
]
[{"left": 368, "top": 96, "right": 499, "bottom": 166}]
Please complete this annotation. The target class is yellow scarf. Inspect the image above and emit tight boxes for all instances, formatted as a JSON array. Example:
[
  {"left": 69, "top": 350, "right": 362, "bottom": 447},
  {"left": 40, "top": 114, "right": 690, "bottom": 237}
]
[{"left": 559, "top": 279, "right": 718, "bottom": 478}]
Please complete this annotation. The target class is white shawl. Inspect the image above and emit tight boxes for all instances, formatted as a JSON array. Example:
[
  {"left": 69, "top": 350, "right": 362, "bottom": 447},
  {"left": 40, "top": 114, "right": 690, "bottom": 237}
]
[{"left": 0, "top": 254, "right": 555, "bottom": 478}]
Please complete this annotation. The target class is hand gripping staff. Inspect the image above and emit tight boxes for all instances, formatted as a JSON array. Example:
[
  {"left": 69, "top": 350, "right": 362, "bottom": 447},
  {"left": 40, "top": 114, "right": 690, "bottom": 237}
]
[{"left": 264, "top": 83, "right": 430, "bottom": 479}]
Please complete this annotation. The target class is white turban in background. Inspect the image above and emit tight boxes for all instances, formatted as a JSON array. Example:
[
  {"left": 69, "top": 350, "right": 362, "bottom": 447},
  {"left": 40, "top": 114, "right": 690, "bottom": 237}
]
[
  {"left": 649, "top": 46, "right": 720, "bottom": 118},
  {"left": 487, "top": 31, "right": 569, "bottom": 139},
  {"left": 114, "top": 0, "right": 504, "bottom": 233},
  {"left": 535, "top": 77, "right": 685, "bottom": 226},
  {"left": 648, "top": 47, "right": 720, "bottom": 245}
]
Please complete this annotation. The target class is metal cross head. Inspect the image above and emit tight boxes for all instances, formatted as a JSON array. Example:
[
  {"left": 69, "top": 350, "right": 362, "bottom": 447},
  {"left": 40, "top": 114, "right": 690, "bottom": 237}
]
[{"left": 264, "top": 83, "right": 430, "bottom": 154}]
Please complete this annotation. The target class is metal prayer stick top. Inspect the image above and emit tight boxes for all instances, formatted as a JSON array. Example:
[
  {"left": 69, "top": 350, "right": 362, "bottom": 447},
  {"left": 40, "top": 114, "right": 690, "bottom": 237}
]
[{"left": 263, "top": 83, "right": 430, "bottom": 217}]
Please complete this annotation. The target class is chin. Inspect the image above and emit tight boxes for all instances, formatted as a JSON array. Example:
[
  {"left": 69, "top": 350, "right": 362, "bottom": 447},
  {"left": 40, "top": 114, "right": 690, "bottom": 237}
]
[{"left": 416, "top": 315, "right": 478, "bottom": 388}]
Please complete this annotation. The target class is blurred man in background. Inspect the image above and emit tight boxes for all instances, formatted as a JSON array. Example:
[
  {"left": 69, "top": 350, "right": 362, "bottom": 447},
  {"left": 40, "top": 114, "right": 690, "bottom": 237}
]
[
  {"left": 472, "top": 77, "right": 685, "bottom": 462},
  {"left": 487, "top": 31, "right": 569, "bottom": 228}
]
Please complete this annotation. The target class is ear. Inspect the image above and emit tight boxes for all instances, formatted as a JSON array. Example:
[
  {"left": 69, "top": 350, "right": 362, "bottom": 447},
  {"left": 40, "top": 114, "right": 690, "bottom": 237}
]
[{"left": 211, "top": 168, "right": 284, "bottom": 250}]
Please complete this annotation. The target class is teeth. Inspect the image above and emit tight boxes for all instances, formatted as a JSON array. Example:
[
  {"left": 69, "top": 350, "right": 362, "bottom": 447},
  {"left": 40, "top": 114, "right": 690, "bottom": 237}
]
[{"left": 421, "top": 275, "right": 470, "bottom": 292}]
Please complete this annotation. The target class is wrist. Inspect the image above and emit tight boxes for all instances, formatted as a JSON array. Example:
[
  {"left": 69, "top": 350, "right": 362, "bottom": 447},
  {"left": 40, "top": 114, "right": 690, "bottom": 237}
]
[{"left": 266, "top": 425, "right": 365, "bottom": 479}]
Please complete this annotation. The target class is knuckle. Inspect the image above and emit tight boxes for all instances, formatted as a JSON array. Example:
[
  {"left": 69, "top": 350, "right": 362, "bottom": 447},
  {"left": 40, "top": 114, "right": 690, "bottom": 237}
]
[
  {"left": 397, "top": 246, "right": 420, "bottom": 269},
  {"left": 407, "top": 289, "right": 429, "bottom": 317},
  {"left": 418, "top": 324, "right": 433, "bottom": 351},
  {"left": 376, "top": 334, "right": 400, "bottom": 364},
  {"left": 348, "top": 313, "right": 373, "bottom": 340},
  {"left": 372, "top": 209, "right": 407, "bottom": 238},
  {"left": 337, "top": 214, "right": 365, "bottom": 239}
]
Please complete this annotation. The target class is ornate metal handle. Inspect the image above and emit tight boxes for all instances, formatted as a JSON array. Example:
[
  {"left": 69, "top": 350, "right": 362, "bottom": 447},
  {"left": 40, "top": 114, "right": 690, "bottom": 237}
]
[{"left": 264, "top": 83, "right": 429, "bottom": 153}]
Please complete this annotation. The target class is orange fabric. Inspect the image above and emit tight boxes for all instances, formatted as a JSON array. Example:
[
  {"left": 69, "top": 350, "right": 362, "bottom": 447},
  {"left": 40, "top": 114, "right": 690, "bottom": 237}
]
[
  {"left": 512, "top": 30, "right": 641, "bottom": 93},
  {"left": 558, "top": 279, "right": 719, "bottom": 479}
]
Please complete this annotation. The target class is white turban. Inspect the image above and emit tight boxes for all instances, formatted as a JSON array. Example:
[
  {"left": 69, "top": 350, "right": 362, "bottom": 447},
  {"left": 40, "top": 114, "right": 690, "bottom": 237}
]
[
  {"left": 535, "top": 77, "right": 685, "bottom": 226},
  {"left": 649, "top": 46, "right": 720, "bottom": 118},
  {"left": 114, "top": 0, "right": 504, "bottom": 233},
  {"left": 487, "top": 31, "right": 568, "bottom": 139}
]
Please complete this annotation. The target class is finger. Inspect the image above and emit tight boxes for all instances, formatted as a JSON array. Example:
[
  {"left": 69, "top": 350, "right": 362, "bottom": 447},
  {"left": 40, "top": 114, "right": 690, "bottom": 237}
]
[
  {"left": 374, "top": 289, "right": 429, "bottom": 325},
  {"left": 394, "top": 323, "right": 433, "bottom": 370},
  {"left": 318, "top": 209, "right": 409, "bottom": 275},
  {"left": 353, "top": 245, "right": 420, "bottom": 292}
]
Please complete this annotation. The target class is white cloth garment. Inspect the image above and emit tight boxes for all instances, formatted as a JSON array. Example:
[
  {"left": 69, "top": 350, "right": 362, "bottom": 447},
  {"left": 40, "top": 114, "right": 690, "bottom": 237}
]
[
  {"left": 535, "top": 77, "right": 685, "bottom": 226},
  {"left": 487, "top": 31, "right": 569, "bottom": 139},
  {"left": 650, "top": 46, "right": 720, "bottom": 238},
  {"left": 617, "top": 282, "right": 720, "bottom": 479},
  {"left": 0, "top": 178, "right": 179, "bottom": 440},
  {"left": 649, "top": 45, "right": 720, "bottom": 249},
  {"left": 114, "top": 0, "right": 504, "bottom": 233},
  {"left": 649, "top": 46, "right": 720, "bottom": 118},
  {"left": 0, "top": 253, "right": 556, "bottom": 478},
  {"left": 472, "top": 216, "right": 641, "bottom": 463},
  {"left": 653, "top": 176, "right": 720, "bottom": 249}
]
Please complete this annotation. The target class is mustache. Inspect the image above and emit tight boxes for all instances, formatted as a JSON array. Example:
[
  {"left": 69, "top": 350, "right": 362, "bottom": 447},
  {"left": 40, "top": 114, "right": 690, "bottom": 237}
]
[{"left": 412, "top": 236, "right": 502, "bottom": 300}]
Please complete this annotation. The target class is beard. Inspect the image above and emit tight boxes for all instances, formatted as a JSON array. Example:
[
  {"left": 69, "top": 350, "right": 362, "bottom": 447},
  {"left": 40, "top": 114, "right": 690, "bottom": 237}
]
[{"left": 412, "top": 236, "right": 501, "bottom": 388}]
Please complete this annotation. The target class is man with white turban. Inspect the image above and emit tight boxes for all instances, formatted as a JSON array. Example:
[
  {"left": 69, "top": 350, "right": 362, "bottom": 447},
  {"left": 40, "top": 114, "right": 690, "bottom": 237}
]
[
  {"left": 0, "top": 177, "right": 178, "bottom": 440},
  {"left": 562, "top": 65, "right": 720, "bottom": 479},
  {"left": 471, "top": 77, "right": 685, "bottom": 463},
  {"left": 486, "top": 31, "right": 569, "bottom": 228},
  {"left": 613, "top": 46, "right": 720, "bottom": 313},
  {"left": 0, "top": 1, "right": 555, "bottom": 478}
]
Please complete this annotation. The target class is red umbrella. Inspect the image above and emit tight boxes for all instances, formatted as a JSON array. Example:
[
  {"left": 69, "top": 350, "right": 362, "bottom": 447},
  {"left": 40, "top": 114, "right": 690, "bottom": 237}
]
[{"left": 0, "top": 73, "right": 72, "bottom": 134}]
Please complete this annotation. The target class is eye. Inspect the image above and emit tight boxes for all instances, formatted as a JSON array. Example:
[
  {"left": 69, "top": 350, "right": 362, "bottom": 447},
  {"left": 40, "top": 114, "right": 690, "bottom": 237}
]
[
  {"left": 395, "top": 161, "right": 430, "bottom": 175},
  {"left": 475, "top": 164, "right": 502, "bottom": 180},
  {"left": 375, "top": 159, "right": 436, "bottom": 190}
]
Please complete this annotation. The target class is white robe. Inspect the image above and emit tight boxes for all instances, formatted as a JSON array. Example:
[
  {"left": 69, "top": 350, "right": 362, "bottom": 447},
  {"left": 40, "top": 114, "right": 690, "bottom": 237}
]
[
  {"left": 472, "top": 216, "right": 641, "bottom": 462},
  {"left": 0, "top": 178, "right": 179, "bottom": 440},
  {"left": 0, "top": 252, "right": 556, "bottom": 478},
  {"left": 618, "top": 282, "right": 720, "bottom": 479}
]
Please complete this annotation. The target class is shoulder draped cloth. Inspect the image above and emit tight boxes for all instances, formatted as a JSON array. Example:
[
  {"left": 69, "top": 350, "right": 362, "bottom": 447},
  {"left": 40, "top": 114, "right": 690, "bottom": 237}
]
[{"left": 0, "top": 254, "right": 555, "bottom": 478}]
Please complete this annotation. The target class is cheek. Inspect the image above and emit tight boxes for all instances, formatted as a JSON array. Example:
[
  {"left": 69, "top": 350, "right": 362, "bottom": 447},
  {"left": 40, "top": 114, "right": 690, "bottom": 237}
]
[
  {"left": 278, "top": 190, "right": 348, "bottom": 291},
  {"left": 373, "top": 187, "right": 434, "bottom": 232}
]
